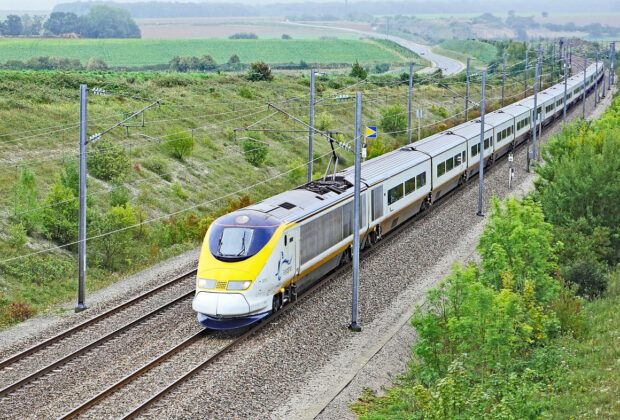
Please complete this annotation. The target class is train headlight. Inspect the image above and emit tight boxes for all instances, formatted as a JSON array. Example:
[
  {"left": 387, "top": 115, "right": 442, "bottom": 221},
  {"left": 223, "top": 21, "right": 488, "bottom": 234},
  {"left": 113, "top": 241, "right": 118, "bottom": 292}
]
[
  {"left": 226, "top": 280, "right": 252, "bottom": 291},
  {"left": 197, "top": 278, "right": 216, "bottom": 289}
]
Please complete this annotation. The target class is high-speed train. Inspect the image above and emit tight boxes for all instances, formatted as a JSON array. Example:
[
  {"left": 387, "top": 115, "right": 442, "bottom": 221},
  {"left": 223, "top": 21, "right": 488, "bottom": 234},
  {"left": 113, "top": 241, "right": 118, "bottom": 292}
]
[{"left": 193, "top": 62, "right": 605, "bottom": 329}]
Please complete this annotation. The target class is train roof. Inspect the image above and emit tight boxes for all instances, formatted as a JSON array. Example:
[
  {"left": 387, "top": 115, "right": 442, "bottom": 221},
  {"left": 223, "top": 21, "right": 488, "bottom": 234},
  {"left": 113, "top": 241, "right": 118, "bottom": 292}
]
[
  {"left": 413, "top": 131, "right": 466, "bottom": 156},
  {"left": 500, "top": 103, "right": 530, "bottom": 118},
  {"left": 340, "top": 147, "right": 429, "bottom": 187},
  {"left": 449, "top": 119, "right": 493, "bottom": 139},
  {"left": 247, "top": 147, "right": 429, "bottom": 223}
]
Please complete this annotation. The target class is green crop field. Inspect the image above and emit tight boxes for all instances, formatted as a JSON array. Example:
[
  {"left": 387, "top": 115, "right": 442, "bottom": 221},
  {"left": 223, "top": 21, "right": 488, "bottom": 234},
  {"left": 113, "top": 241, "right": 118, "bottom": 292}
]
[
  {"left": 0, "top": 38, "right": 408, "bottom": 67},
  {"left": 435, "top": 39, "right": 498, "bottom": 63}
]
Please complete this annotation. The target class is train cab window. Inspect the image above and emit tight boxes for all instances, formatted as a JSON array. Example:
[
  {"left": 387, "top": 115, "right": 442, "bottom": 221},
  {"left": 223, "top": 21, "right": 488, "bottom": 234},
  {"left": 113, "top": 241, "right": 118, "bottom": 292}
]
[
  {"left": 404, "top": 178, "right": 416, "bottom": 195},
  {"left": 416, "top": 172, "right": 426, "bottom": 188},
  {"left": 209, "top": 211, "right": 280, "bottom": 262},
  {"left": 437, "top": 161, "right": 446, "bottom": 177},
  {"left": 388, "top": 184, "right": 404, "bottom": 205},
  {"left": 446, "top": 157, "right": 454, "bottom": 171}
]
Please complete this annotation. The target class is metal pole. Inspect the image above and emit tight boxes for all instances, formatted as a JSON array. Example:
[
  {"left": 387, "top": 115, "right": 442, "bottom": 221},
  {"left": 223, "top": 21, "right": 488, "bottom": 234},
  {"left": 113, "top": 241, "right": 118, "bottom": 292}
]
[
  {"left": 569, "top": 42, "right": 572, "bottom": 74},
  {"left": 308, "top": 69, "right": 315, "bottom": 183},
  {"left": 76, "top": 84, "right": 88, "bottom": 312},
  {"left": 417, "top": 115, "right": 421, "bottom": 141},
  {"left": 465, "top": 57, "right": 470, "bottom": 121},
  {"left": 558, "top": 40, "right": 563, "bottom": 83},
  {"left": 611, "top": 42, "right": 615, "bottom": 86},
  {"left": 563, "top": 55, "right": 568, "bottom": 124},
  {"left": 532, "top": 59, "right": 539, "bottom": 163},
  {"left": 349, "top": 92, "right": 362, "bottom": 332},
  {"left": 539, "top": 45, "right": 543, "bottom": 91},
  {"left": 582, "top": 54, "right": 587, "bottom": 119},
  {"left": 607, "top": 43, "right": 614, "bottom": 90},
  {"left": 501, "top": 53, "right": 506, "bottom": 107},
  {"left": 552, "top": 43, "right": 555, "bottom": 84},
  {"left": 524, "top": 49, "right": 528, "bottom": 98},
  {"left": 408, "top": 62, "right": 413, "bottom": 144},
  {"left": 595, "top": 48, "right": 599, "bottom": 106},
  {"left": 476, "top": 72, "right": 486, "bottom": 217}
]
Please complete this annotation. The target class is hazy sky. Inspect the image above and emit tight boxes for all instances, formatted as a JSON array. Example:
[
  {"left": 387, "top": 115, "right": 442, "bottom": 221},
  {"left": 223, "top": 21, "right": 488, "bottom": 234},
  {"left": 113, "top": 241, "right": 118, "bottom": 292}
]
[{"left": 2, "top": 0, "right": 345, "bottom": 11}]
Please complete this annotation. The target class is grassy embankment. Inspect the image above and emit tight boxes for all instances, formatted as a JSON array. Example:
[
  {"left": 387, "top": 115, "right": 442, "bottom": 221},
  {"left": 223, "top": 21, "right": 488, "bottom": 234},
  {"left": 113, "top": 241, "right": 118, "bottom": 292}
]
[
  {"left": 0, "top": 56, "right": 534, "bottom": 328},
  {"left": 0, "top": 38, "right": 423, "bottom": 70},
  {"left": 352, "top": 92, "right": 620, "bottom": 419}
]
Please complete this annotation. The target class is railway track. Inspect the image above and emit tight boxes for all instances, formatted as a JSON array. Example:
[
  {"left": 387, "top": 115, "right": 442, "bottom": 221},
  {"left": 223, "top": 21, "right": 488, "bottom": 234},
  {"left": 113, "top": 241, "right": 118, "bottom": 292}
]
[{"left": 0, "top": 270, "right": 196, "bottom": 398}]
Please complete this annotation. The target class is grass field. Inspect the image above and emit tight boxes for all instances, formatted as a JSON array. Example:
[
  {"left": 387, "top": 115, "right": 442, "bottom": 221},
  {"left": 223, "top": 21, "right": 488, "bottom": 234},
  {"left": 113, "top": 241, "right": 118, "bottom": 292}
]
[
  {"left": 0, "top": 38, "right": 409, "bottom": 67},
  {"left": 434, "top": 39, "right": 497, "bottom": 63}
]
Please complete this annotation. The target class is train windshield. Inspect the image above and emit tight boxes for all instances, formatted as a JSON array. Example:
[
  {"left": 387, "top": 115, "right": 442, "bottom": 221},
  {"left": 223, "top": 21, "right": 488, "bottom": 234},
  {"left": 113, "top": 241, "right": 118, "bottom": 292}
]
[{"left": 209, "top": 210, "right": 280, "bottom": 262}]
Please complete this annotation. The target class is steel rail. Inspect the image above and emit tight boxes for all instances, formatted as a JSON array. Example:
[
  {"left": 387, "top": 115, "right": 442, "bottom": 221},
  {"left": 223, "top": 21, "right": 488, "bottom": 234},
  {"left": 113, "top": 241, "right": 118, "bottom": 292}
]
[
  {"left": 0, "top": 289, "right": 195, "bottom": 398},
  {"left": 0, "top": 270, "right": 196, "bottom": 370}
]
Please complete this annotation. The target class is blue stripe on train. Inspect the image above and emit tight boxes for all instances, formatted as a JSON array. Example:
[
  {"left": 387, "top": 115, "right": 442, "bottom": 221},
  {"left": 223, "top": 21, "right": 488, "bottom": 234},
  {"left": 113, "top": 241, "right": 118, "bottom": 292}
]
[{"left": 197, "top": 311, "right": 271, "bottom": 330}]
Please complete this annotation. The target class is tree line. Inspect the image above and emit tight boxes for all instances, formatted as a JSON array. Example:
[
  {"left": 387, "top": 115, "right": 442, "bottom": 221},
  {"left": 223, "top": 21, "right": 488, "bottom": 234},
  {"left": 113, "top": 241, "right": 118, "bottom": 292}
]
[{"left": 0, "top": 5, "right": 140, "bottom": 38}]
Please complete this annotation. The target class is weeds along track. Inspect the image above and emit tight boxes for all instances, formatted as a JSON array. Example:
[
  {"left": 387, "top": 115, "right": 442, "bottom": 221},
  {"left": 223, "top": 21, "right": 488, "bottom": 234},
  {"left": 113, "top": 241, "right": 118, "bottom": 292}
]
[{"left": 0, "top": 270, "right": 196, "bottom": 397}]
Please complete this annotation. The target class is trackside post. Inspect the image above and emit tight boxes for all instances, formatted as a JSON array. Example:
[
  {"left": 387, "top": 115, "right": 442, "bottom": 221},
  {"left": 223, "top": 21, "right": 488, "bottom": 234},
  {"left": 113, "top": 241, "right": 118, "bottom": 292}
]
[
  {"left": 349, "top": 92, "right": 362, "bottom": 332},
  {"left": 408, "top": 62, "right": 413, "bottom": 144},
  {"left": 308, "top": 69, "right": 315, "bottom": 182},
  {"left": 77, "top": 84, "right": 88, "bottom": 312},
  {"left": 476, "top": 72, "right": 486, "bottom": 217}
]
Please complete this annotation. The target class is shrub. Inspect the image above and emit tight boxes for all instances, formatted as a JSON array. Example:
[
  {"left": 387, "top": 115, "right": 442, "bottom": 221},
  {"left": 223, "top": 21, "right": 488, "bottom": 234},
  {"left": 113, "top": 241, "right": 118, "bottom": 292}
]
[
  {"left": 90, "top": 204, "right": 137, "bottom": 269},
  {"left": 10, "top": 168, "right": 40, "bottom": 234},
  {"left": 315, "top": 112, "right": 334, "bottom": 131},
  {"left": 374, "top": 63, "right": 390, "bottom": 73},
  {"left": 380, "top": 105, "right": 407, "bottom": 135},
  {"left": 142, "top": 156, "right": 171, "bottom": 181},
  {"left": 241, "top": 138, "right": 268, "bottom": 167},
  {"left": 172, "top": 183, "right": 189, "bottom": 200},
  {"left": 86, "top": 56, "right": 108, "bottom": 71},
  {"left": 286, "top": 158, "right": 307, "bottom": 186},
  {"left": 366, "top": 138, "right": 388, "bottom": 159},
  {"left": 88, "top": 138, "right": 130, "bottom": 181},
  {"left": 281, "top": 33, "right": 292, "bottom": 39},
  {"left": 350, "top": 60, "right": 367, "bottom": 79},
  {"left": 41, "top": 179, "right": 78, "bottom": 245},
  {"left": 238, "top": 86, "right": 253, "bottom": 99},
  {"left": 562, "top": 260, "right": 608, "bottom": 300},
  {"left": 247, "top": 61, "right": 273, "bottom": 81},
  {"left": 2, "top": 301, "right": 35, "bottom": 323},
  {"left": 229, "top": 32, "right": 258, "bottom": 39},
  {"left": 5, "top": 222, "right": 27, "bottom": 249},
  {"left": 162, "top": 132, "right": 194, "bottom": 160},
  {"left": 60, "top": 159, "right": 79, "bottom": 197},
  {"left": 109, "top": 185, "right": 130, "bottom": 207}
]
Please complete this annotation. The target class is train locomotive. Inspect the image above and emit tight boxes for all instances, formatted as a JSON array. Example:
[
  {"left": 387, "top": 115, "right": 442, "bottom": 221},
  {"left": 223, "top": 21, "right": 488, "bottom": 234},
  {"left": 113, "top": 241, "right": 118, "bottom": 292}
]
[{"left": 193, "top": 62, "right": 605, "bottom": 330}]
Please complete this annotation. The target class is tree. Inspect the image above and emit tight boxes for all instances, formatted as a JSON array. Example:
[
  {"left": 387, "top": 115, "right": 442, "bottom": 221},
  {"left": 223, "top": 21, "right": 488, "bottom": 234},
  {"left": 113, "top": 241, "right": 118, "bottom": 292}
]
[
  {"left": 281, "top": 33, "right": 292, "bottom": 39},
  {"left": 88, "top": 138, "right": 131, "bottom": 181},
  {"left": 198, "top": 55, "right": 217, "bottom": 71},
  {"left": 80, "top": 6, "right": 141, "bottom": 39},
  {"left": 247, "top": 61, "right": 273, "bottom": 81},
  {"left": 227, "top": 54, "right": 243, "bottom": 71},
  {"left": 242, "top": 138, "right": 268, "bottom": 166},
  {"left": 41, "top": 179, "right": 79, "bottom": 245},
  {"left": 91, "top": 205, "right": 137, "bottom": 269},
  {"left": 162, "top": 132, "right": 194, "bottom": 160},
  {"left": 43, "top": 12, "right": 79, "bottom": 35},
  {"left": 3, "top": 15, "right": 23, "bottom": 36},
  {"left": 350, "top": 60, "right": 367, "bottom": 79},
  {"left": 21, "top": 14, "right": 44, "bottom": 36},
  {"left": 86, "top": 57, "right": 109, "bottom": 71},
  {"left": 380, "top": 105, "right": 407, "bottom": 135}
]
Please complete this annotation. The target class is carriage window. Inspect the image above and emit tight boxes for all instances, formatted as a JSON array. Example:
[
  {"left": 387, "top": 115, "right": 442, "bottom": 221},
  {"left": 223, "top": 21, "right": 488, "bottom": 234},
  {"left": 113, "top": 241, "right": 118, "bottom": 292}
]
[
  {"left": 437, "top": 161, "right": 446, "bottom": 177},
  {"left": 388, "top": 184, "right": 404, "bottom": 205},
  {"left": 471, "top": 143, "right": 480, "bottom": 156},
  {"left": 404, "top": 178, "right": 416, "bottom": 195},
  {"left": 416, "top": 172, "right": 426, "bottom": 188},
  {"left": 454, "top": 153, "right": 461, "bottom": 165},
  {"left": 446, "top": 157, "right": 454, "bottom": 171},
  {"left": 462, "top": 151, "right": 466, "bottom": 163}
]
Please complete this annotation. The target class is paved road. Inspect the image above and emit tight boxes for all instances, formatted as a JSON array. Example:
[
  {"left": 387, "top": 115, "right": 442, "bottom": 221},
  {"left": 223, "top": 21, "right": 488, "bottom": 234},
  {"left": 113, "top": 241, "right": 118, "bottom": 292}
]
[{"left": 281, "top": 22, "right": 465, "bottom": 75}]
